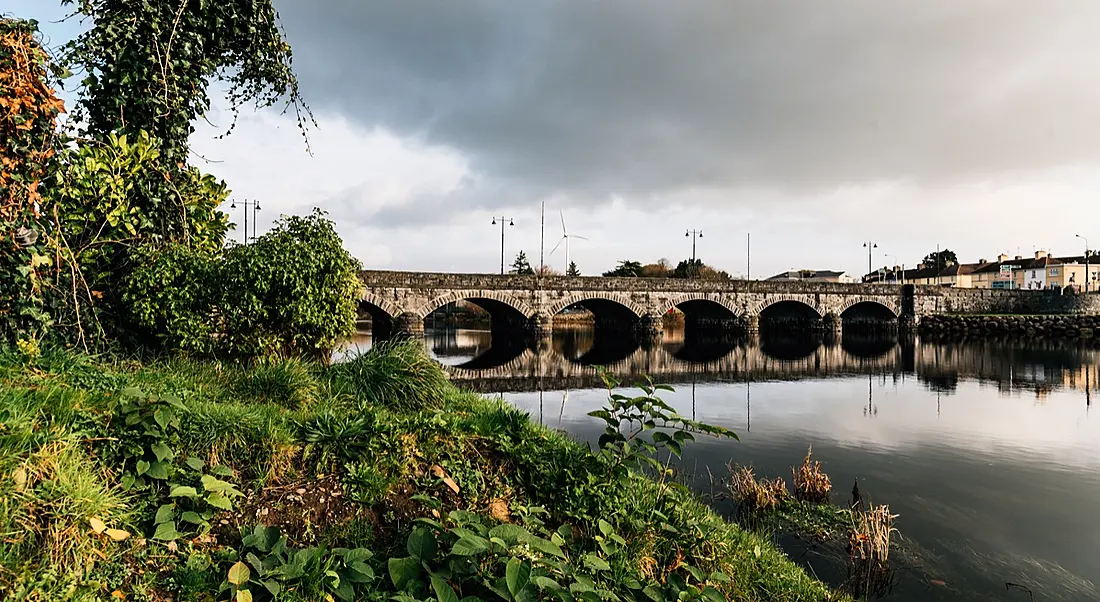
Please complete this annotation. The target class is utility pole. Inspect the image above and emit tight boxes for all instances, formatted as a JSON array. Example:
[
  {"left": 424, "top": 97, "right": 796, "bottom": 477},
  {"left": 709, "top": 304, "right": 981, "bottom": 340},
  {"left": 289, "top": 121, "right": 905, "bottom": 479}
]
[
  {"left": 686, "top": 229, "right": 703, "bottom": 279},
  {"left": 1077, "top": 234, "right": 1089, "bottom": 292},
  {"left": 539, "top": 201, "right": 545, "bottom": 275},
  {"left": 863, "top": 241, "right": 878, "bottom": 282},
  {"left": 492, "top": 216, "right": 514, "bottom": 274}
]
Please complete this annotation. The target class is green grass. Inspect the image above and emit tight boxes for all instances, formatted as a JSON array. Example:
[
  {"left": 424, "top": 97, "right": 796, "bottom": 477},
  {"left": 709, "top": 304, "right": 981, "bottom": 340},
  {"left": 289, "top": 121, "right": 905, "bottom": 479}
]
[{"left": 0, "top": 343, "right": 845, "bottom": 602}]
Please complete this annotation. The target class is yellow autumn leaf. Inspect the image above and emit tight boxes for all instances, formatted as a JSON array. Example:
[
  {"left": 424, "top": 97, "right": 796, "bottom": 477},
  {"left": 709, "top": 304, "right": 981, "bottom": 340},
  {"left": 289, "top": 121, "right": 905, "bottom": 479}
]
[
  {"left": 105, "top": 528, "right": 131, "bottom": 541},
  {"left": 89, "top": 517, "right": 107, "bottom": 534},
  {"left": 111, "top": 590, "right": 126, "bottom": 600}
]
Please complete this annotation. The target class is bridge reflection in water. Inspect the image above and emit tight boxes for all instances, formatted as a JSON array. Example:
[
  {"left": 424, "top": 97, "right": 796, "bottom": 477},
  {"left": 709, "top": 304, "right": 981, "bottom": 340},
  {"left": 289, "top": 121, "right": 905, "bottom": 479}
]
[{"left": 341, "top": 328, "right": 1100, "bottom": 401}]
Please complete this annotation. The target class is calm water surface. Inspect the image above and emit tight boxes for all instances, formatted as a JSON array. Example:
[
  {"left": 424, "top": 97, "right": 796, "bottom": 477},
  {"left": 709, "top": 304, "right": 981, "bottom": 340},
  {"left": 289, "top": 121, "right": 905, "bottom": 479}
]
[{"left": 341, "top": 328, "right": 1100, "bottom": 601}]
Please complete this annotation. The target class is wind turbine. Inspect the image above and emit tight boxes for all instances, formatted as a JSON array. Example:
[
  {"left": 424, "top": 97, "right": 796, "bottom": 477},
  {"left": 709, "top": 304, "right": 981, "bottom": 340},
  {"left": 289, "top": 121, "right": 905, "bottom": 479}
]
[{"left": 548, "top": 210, "right": 588, "bottom": 272}]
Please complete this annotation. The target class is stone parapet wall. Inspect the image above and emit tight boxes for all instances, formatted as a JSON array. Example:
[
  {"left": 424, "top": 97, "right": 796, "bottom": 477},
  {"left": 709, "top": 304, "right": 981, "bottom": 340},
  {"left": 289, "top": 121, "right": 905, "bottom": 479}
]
[{"left": 920, "top": 314, "right": 1100, "bottom": 339}]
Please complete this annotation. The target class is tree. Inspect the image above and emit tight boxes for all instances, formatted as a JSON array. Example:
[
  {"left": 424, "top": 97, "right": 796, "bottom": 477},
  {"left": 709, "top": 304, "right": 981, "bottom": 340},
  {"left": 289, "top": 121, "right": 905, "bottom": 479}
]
[
  {"left": 536, "top": 264, "right": 560, "bottom": 276},
  {"left": 566, "top": 261, "right": 580, "bottom": 277},
  {"left": 672, "top": 258, "right": 704, "bottom": 279},
  {"left": 602, "top": 260, "right": 643, "bottom": 277},
  {"left": 923, "top": 249, "right": 958, "bottom": 270},
  {"left": 641, "top": 258, "right": 671, "bottom": 278},
  {"left": 509, "top": 251, "right": 534, "bottom": 275}
]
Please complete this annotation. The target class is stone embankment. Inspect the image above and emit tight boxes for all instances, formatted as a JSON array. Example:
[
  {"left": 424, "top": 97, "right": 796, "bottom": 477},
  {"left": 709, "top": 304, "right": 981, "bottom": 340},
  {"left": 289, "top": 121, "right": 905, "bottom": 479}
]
[{"left": 919, "top": 314, "right": 1099, "bottom": 339}]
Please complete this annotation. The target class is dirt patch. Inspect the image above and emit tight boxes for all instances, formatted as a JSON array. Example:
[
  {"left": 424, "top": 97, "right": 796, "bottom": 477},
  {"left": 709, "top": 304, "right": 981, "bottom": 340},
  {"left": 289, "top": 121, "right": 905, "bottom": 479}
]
[{"left": 219, "top": 475, "right": 376, "bottom": 547}]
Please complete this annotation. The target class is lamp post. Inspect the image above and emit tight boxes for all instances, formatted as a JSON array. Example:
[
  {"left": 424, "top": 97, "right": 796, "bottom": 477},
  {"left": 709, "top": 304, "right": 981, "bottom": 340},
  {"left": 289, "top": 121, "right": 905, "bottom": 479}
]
[
  {"left": 492, "top": 216, "right": 514, "bottom": 274},
  {"left": 686, "top": 229, "right": 703, "bottom": 279},
  {"left": 230, "top": 199, "right": 261, "bottom": 244},
  {"left": 863, "top": 241, "right": 878, "bottom": 282},
  {"left": 1077, "top": 234, "right": 1090, "bottom": 292}
]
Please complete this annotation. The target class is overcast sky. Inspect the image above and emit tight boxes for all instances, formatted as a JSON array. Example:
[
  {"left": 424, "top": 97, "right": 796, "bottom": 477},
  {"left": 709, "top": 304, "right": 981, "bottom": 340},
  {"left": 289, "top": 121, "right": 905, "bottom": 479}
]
[{"left": 11, "top": 1, "right": 1100, "bottom": 278}]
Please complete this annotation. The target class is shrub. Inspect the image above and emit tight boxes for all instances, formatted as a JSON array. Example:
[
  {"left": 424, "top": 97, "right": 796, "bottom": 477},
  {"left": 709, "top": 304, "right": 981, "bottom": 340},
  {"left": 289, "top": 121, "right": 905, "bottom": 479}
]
[
  {"left": 218, "top": 209, "right": 361, "bottom": 362},
  {"left": 791, "top": 446, "right": 832, "bottom": 504},
  {"left": 326, "top": 339, "right": 449, "bottom": 411}
]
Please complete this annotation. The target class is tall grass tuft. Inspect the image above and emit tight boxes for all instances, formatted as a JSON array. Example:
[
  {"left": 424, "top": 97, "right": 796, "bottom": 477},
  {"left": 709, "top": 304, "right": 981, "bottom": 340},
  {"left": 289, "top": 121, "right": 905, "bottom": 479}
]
[
  {"left": 792, "top": 446, "right": 832, "bottom": 503},
  {"left": 234, "top": 357, "right": 320, "bottom": 409},
  {"left": 325, "top": 338, "right": 449, "bottom": 411}
]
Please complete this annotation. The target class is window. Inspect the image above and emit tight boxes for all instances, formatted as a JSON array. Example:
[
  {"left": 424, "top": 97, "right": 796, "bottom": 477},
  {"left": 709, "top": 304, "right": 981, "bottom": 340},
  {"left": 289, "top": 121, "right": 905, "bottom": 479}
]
[{"left": 1050, "top": 268, "right": 1060, "bottom": 276}]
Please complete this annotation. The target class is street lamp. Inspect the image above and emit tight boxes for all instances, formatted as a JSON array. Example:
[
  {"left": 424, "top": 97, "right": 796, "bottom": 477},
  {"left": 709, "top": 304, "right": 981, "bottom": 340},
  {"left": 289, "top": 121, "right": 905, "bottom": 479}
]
[
  {"left": 863, "top": 241, "right": 878, "bottom": 282},
  {"left": 686, "top": 229, "right": 703, "bottom": 279},
  {"left": 1077, "top": 234, "right": 1090, "bottom": 292},
  {"left": 492, "top": 216, "right": 514, "bottom": 275},
  {"left": 229, "top": 199, "right": 261, "bottom": 243}
]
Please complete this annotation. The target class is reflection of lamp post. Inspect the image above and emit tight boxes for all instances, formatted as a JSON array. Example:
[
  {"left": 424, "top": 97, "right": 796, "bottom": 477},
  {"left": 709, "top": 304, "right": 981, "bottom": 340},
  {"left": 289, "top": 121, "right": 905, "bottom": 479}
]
[
  {"left": 1077, "top": 234, "right": 1090, "bottom": 292},
  {"left": 686, "top": 229, "right": 703, "bottom": 279},
  {"left": 492, "top": 216, "right": 514, "bottom": 274}
]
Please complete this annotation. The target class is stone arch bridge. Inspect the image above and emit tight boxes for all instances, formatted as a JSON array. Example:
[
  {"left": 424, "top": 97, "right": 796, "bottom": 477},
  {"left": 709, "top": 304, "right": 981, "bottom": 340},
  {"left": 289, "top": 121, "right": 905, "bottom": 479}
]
[{"left": 358, "top": 271, "right": 1078, "bottom": 338}]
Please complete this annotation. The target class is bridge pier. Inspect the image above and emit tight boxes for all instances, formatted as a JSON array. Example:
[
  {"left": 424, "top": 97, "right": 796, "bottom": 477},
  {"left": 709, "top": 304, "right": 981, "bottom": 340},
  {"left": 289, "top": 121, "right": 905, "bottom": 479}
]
[
  {"left": 393, "top": 312, "right": 425, "bottom": 338},
  {"left": 527, "top": 313, "right": 554, "bottom": 337},
  {"left": 743, "top": 314, "right": 759, "bottom": 335},
  {"left": 635, "top": 313, "right": 664, "bottom": 338},
  {"left": 823, "top": 313, "right": 843, "bottom": 337}
]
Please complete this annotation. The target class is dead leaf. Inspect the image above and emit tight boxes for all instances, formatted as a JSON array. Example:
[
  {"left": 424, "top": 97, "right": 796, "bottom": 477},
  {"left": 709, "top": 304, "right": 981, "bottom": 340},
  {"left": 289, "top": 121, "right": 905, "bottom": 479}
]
[
  {"left": 111, "top": 590, "right": 126, "bottom": 600},
  {"left": 488, "top": 499, "right": 510, "bottom": 522},
  {"left": 430, "top": 465, "right": 461, "bottom": 494},
  {"left": 930, "top": 580, "right": 946, "bottom": 587},
  {"left": 13, "top": 467, "right": 26, "bottom": 492},
  {"left": 89, "top": 517, "right": 107, "bottom": 534},
  {"left": 105, "top": 528, "right": 130, "bottom": 541}
]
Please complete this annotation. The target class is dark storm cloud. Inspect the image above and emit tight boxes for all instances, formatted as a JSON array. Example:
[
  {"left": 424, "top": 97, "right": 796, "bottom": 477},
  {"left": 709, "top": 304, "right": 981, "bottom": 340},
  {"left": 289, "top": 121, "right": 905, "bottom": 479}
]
[{"left": 274, "top": 0, "right": 1100, "bottom": 206}]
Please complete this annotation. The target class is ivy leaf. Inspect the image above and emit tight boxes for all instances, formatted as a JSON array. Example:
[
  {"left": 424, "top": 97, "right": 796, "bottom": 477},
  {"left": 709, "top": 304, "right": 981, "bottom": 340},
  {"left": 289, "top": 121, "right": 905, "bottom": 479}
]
[
  {"left": 154, "top": 504, "right": 176, "bottom": 524},
  {"left": 146, "top": 460, "right": 170, "bottom": 480},
  {"left": 151, "top": 442, "right": 174, "bottom": 462}
]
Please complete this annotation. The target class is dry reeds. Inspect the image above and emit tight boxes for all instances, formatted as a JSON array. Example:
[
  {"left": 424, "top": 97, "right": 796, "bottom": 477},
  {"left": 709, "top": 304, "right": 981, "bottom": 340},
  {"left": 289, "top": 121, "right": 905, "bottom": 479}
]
[
  {"left": 845, "top": 503, "right": 899, "bottom": 598},
  {"left": 727, "top": 464, "right": 789, "bottom": 513},
  {"left": 792, "top": 446, "right": 832, "bottom": 504}
]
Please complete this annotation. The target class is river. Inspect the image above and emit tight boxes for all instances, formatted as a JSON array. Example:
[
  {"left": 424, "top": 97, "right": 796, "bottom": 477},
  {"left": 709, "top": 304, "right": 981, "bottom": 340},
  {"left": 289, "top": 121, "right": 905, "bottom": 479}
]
[{"left": 340, "top": 327, "right": 1100, "bottom": 601}]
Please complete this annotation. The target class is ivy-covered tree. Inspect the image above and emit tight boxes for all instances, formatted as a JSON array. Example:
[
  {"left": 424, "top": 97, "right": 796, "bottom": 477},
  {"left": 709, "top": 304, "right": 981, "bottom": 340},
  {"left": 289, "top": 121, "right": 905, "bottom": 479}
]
[
  {"left": 0, "top": 18, "right": 66, "bottom": 344},
  {"left": 567, "top": 261, "right": 580, "bottom": 277},
  {"left": 509, "top": 251, "right": 535, "bottom": 275},
  {"left": 60, "top": 0, "right": 312, "bottom": 166}
]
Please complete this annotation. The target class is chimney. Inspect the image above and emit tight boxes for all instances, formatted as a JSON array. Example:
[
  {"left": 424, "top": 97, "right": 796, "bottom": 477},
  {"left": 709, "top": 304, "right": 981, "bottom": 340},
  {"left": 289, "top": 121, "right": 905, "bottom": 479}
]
[
  {"left": 998, "top": 253, "right": 1009, "bottom": 262},
  {"left": 978, "top": 258, "right": 987, "bottom": 264},
  {"left": 1035, "top": 249, "right": 1048, "bottom": 259},
  {"left": 1014, "top": 255, "right": 1022, "bottom": 260}
]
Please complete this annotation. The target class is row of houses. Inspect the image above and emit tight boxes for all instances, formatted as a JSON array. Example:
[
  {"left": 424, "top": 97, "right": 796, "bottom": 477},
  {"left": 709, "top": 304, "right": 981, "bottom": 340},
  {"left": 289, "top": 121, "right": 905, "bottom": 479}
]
[{"left": 864, "top": 250, "right": 1100, "bottom": 290}]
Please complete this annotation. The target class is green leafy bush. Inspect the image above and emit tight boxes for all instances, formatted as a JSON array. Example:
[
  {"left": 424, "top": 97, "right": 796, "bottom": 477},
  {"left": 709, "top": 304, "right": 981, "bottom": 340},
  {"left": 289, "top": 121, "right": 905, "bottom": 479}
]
[
  {"left": 327, "top": 338, "right": 449, "bottom": 411},
  {"left": 218, "top": 209, "right": 361, "bottom": 362},
  {"left": 121, "top": 243, "right": 220, "bottom": 355}
]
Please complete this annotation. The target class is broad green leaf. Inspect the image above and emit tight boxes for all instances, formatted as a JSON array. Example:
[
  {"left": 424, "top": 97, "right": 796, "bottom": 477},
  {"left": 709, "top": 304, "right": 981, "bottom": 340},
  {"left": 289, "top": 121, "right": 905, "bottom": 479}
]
[
  {"left": 533, "top": 576, "right": 563, "bottom": 591},
  {"left": 450, "top": 536, "right": 490, "bottom": 556},
  {"left": 582, "top": 554, "right": 611, "bottom": 572},
  {"left": 153, "top": 408, "right": 175, "bottom": 430},
  {"left": 262, "top": 580, "right": 281, "bottom": 596},
  {"left": 151, "top": 442, "right": 174, "bottom": 462},
  {"left": 642, "top": 586, "right": 665, "bottom": 602},
  {"left": 152, "top": 520, "right": 180, "bottom": 541},
  {"left": 169, "top": 485, "right": 199, "bottom": 498},
  {"left": 206, "top": 491, "right": 233, "bottom": 510},
  {"left": 528, "top": 536, "right": 565, "bottom": 559},
  {"left": 506, "top": 558, "right": 531, "bottom": 596},
  {"left": 488, "top": 524, "right": 529, "bottom": 546},
  {"left": 236, "top": 590, "right": 253, "bottom": 602},
  {"left": 146, "top": 460, "right": 170, "bottom": 480},
  {"left": 407, "top": 527, "right": 437, "bottom": 561},
  {"left": 227, "top": 561, "right": 250, "bottom": 586},
  {"left": 185, "top": 457, "right": 205, "bottom": 471},
  {"left": 701, "top": 586, "right": 725, "bottom": 602},
  {"left": 388, "top": 556, "right": 419, "bottom": 590},
  {"left": 431, "top": 575, "right": 460, "bottom": 602},
  {"left": 201, "top": 474, "right": 237, "bottom": 493},
  {"left": 154, "top": 504, "right": 175, "bottom": 524},
  {"left": 180, "top": 511, "right": 204, "bottom": 525}
]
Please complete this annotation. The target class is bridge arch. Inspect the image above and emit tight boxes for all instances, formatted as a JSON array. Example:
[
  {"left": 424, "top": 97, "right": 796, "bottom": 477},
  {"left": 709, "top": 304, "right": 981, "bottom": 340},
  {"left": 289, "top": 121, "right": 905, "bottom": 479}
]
[
  {"left": 417, "top": 291, "right": 536, "bottom": 321},
  {"left": 358, "top": 292, "right": 403, "bottom": 338},
  {"left": 837, "top": 296, "right": 899, "bottom": 318},
  {"left": 662, "top": 293, "right": 742, "bottom": 317},
  {"left": 752, "top": 295, "right": 824, "bottom": 317},
  {"left": 548, "top": 293, "right": 648, "bottom": 320}
]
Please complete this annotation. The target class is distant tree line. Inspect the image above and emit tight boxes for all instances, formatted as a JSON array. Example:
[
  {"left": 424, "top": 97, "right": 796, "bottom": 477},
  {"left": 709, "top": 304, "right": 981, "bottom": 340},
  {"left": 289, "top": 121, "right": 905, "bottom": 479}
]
[{"left": 602, "top": 258, "right": 731, "bottom": 280}]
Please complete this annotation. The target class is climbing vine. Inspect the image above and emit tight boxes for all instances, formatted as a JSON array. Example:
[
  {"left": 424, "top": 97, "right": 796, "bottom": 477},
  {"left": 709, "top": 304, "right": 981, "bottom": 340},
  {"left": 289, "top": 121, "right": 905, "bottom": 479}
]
[
  {"left": 60, "top": 0, "right": 314, "bottom": 166},
  {"left": 0, "top": 18, "right": 65, "bottom": 343}
]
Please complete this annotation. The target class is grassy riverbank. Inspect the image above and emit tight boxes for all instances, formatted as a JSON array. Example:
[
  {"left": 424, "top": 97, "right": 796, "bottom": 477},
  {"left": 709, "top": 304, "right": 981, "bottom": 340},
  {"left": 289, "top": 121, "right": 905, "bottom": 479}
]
[{"left": 0, "top": 342, "right": 842, "bottom": 602}]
